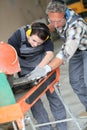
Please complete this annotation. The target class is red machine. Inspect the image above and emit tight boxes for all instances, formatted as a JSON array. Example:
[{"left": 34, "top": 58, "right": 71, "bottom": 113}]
[{"left": 0, "top": 68, "right": 60, "bottom": 130}]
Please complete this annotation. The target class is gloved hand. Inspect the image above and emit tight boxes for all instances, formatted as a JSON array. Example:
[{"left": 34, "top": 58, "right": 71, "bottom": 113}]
[{"left": 26, "top": 65, "right": 51, "bottom": 80}]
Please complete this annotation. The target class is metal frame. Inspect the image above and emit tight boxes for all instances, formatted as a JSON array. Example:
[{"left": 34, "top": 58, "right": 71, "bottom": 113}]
[
  {"left": 25, "top": 82, "right": 82, "bottom": 130},
  {"left": 0, "top": 68, "right": 87, "bottom": 130}
]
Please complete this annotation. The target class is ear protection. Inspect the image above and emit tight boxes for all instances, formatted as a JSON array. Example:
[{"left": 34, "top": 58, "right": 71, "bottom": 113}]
[
  {"left": 65, "top": 8, "right": 70, "bottom": 19},
  {"left": 45, "top": 35, "right": 49, "bottom": 41},
  {"left": 26, "top": 28, "right": 32, "bottom": 37},
  {"left": 26, "top": 27, "right": 50, "bottom": 41}
]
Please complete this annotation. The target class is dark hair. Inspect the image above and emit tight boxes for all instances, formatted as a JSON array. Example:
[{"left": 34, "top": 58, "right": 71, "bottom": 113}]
[{"left": 30, "top": 22, "right": 50, "bottom": 41}]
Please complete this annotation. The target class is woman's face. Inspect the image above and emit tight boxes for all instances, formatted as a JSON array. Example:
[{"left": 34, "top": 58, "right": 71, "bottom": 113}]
[{"left": 27, "top": 34, "right": 44, "bottom": 47}]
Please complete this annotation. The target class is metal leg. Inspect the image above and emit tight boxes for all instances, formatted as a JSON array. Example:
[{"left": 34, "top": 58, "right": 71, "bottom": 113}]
[
  {"left": 12, "top": 119, "right": 26, "bottom": 130},
  {"left": 21, "top": 119, "right": 26, "bottom": 130},
  {"left": 24, "top": 115, "right": 37, "bottom": 130},
  {"left": 12, "top": 121, "right": 18, "bottom": 130},
  {"left": 54, "top": 82, "right": 82, "bottom": 130}
]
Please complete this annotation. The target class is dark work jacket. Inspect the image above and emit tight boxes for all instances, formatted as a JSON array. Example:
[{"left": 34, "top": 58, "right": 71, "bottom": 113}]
[
  {"left": 19, "top": 43, "right": 45, "bottom": 76},
  {"left": 8, "top": 26, "right": 54, "bottom": 76}
]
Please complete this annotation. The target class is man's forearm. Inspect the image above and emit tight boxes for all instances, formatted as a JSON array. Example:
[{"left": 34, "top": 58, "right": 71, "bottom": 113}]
[
  {"left": 48, "top": 57, "right": 64, "bottom": 70},
  {"left": 38, "top": 51, "right": 54, "bottom": 67}
]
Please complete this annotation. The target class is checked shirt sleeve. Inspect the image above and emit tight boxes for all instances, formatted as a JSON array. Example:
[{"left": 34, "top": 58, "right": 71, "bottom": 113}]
[{"left": 56, "top": 21, "right": 84, "bottom": 62}]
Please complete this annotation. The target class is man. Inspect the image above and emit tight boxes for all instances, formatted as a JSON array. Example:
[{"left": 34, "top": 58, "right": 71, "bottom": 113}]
[
  {"left": 8, "top": 22, "right": 67, "bottom": 130},
  {"left": 28, "top": 0, "right": 87, "bottom": 115}
]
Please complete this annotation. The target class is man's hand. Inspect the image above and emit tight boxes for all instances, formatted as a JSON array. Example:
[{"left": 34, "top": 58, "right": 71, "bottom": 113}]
[{"left": 26, "top": 65, "right": 51, "bottom": 81}]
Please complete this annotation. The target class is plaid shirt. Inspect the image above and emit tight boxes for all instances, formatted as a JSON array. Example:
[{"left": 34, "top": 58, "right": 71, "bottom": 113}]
[{"left": 56, "top": 9, "right": 87, "bottom": 61}]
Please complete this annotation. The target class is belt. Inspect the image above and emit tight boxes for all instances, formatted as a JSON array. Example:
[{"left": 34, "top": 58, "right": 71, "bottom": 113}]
[
  {"left": 77, "top": 49, "right": 82, "bottom": 52},
  {"left": 77, "top": 48, "right": 87, "bottom": 52}
]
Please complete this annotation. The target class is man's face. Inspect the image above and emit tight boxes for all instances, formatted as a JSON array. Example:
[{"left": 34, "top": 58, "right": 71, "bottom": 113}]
[{"left": 48, "top": 12, "right": 66, "bottom": 29}]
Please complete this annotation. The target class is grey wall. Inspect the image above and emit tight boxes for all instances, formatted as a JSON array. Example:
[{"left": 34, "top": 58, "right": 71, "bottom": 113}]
[{"left": 0, "top": 0, "right": 50, "bottom": 41}]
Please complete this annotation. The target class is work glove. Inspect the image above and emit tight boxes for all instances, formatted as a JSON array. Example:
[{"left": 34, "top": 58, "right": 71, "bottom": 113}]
[{"left": 26, "top": 65, "right": 51, "bottom": 81}]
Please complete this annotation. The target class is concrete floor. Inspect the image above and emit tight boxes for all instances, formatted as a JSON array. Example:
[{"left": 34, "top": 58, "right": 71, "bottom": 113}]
[{"left": 15, "top": 39, "right": 87, "bottom": 130}]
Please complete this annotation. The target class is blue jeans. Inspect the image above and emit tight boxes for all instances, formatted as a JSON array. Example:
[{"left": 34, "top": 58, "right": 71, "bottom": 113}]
[
  {"left": 31, "top": 90, "right": 67, "bottom": 130},
  {"left": 69, "top": 50, "right": 87, "bottom": 109}
]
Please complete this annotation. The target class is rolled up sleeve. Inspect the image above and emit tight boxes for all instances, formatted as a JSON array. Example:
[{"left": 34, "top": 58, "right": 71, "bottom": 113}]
[{"left": 56, "top": 23, "right": 82, "bottom": 62}]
